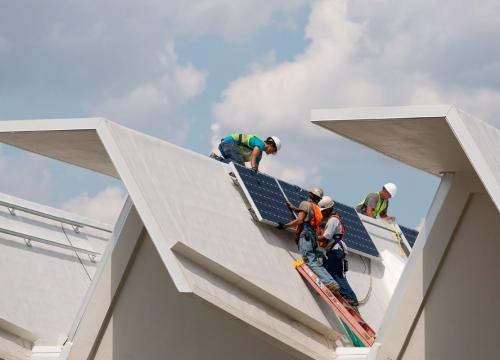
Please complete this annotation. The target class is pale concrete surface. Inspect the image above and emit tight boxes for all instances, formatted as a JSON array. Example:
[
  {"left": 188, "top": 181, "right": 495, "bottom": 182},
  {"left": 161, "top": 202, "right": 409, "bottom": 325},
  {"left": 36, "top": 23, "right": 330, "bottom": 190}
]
[
  {"left": 346, "top": 216, "right": 409, "bottom": 330},
  {"left": 93, "top": 234, "right": 327, "bottom": 360},
  {"left": 402, "top": 192, "right": 500, "bottom": 359},
  {"left": 313, "top": 105, "right": 500, "bottom": 359},
  {"left": 0, "top": 192, "right": 111, "bottom": 348},
  {"left": 103, "top": 121, "right": 342, "bottom": 333}
]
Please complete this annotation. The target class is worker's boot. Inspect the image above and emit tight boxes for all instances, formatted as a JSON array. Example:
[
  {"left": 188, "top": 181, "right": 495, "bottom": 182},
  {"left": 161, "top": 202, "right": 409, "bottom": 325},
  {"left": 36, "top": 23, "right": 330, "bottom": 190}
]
[
  {"left": 327, "top": 282, "right": 340, "bottom": 293},
  {"left": 209, "top": 152, "right": 224, "bottom": 162},
  {"left": 347, "top": 298, "right": 359, "bottom": 307}
]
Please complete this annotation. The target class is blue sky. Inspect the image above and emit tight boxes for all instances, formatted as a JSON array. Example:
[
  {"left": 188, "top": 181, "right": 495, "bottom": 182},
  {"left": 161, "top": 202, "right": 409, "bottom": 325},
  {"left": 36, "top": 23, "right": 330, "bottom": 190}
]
[{"left": 1, "top": 0, "right": 499, "bottom": 227}]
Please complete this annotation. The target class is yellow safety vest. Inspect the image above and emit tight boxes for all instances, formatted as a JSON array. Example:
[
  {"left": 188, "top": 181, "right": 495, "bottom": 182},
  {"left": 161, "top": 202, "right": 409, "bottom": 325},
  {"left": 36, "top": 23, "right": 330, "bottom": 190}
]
[
  {"left": 230, "top": 133, "right": 260, "bottom": 162},
  {"left": 358, "top": 192, "right": 388, "bottom": 218}
]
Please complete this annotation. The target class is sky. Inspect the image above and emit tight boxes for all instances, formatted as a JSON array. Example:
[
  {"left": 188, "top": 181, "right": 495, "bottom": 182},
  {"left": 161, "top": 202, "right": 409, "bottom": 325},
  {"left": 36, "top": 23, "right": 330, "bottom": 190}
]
[{"left": 0, "top": 0, "right": 499, "bottom": 228}]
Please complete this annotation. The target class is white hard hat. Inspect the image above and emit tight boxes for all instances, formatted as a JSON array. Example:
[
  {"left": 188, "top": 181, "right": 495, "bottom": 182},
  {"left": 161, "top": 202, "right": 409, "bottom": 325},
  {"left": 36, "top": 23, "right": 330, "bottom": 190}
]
[
  {"left": 384, "top": 182, "right": 397, "bottom": 198},
  {"left": 267, "top": 136, "right": 281, "bottom": 153},
  {"left": 309, "top": 186, "right": 324, "bottom": 199},
  {"left": 318, "top": 196, "right": 335, "bottom": 211}
]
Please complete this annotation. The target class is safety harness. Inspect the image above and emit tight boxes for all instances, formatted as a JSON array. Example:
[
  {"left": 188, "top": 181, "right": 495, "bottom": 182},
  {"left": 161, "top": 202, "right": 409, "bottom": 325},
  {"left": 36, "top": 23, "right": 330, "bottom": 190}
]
[{"left": 318, "top": 213, "right": 345, "bottom": 251}]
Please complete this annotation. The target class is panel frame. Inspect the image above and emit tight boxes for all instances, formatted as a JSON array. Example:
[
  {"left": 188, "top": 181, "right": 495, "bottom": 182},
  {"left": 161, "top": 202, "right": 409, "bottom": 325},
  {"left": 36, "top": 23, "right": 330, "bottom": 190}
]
[{"left": 228, "top": 162, "right": 280, "bottom": 227}]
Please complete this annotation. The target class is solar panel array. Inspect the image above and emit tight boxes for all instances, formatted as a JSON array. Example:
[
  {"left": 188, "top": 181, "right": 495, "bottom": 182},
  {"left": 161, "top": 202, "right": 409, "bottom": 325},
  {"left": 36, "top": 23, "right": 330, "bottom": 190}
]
[
  {"left": 233, "top": 164, "right": 294, "bottom": 225},
  {"left": 233, "top": 164, "right": 380, "bottom": 258},
  {"left": 400, "top": 225, "right": 419, "bottom": 248}
]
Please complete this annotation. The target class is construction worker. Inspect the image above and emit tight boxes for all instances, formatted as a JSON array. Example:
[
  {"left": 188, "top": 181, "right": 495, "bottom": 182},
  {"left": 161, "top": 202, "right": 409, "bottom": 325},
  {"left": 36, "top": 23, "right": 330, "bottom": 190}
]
[
  {"left": 356, "top": 183, "right": 397, "bottom": 221},
  {"left": 217, "top": 134, "right": 281, "bottom": 172},
  {"left": 317, "top": 196, "right": 359, "bottom": 306},
  {"left": 276, "top": 187, "right": 340, "bottom": 293}
]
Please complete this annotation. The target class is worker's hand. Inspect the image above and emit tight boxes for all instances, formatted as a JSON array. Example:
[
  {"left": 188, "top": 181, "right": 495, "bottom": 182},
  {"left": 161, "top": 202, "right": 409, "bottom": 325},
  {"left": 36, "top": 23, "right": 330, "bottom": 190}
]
[
  {"left": 251, "top": 166, "right": 258, "bottom": 173},
  {"left": 286, "top": 201, "right": 293, "bottom": 209},
  {"left": 384, "top": 216, "right": 396, "bottom": 222},
  {"left": 276, "top": 223, "right": 285, "bottom": 230}
]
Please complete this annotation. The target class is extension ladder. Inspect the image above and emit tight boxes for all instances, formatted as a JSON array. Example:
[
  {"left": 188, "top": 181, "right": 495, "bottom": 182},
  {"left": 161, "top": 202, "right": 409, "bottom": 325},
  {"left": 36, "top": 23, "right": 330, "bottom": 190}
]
[{"left": 294, "top": 258, "right": 376, "bottom": 347}]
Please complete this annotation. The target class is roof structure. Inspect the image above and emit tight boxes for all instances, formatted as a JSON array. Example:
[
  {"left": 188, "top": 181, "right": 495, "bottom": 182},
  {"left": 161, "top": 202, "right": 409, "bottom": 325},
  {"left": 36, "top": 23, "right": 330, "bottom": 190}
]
[
  {"left": 312, "top": 104, "right": 500, "bottom": 212},
  {"left": 0, "top": 118, "right": 354, "bottom": 359},
  {"left": 1, "top": 104, "right": 495, "bottom": 359},
  {"left": 312, "top": 105, "right": 500, "bottom": 360}
]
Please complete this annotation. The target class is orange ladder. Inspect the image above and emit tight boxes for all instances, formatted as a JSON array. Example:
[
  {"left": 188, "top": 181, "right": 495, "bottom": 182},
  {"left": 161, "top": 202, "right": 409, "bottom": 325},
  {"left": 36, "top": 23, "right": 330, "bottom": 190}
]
[{"left": 294, "top": 258, "right": 376, "bottom": 347}]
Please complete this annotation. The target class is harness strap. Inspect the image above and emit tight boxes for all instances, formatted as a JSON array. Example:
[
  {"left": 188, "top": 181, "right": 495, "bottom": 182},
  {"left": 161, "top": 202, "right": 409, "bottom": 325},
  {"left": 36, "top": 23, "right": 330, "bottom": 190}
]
[{"left": 237, "top": 134, "right": 254, "bottom": 151}]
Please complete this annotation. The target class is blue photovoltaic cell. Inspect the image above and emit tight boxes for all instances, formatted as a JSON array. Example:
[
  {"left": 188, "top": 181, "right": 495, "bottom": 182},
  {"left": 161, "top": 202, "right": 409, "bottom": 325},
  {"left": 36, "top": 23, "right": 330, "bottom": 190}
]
[
  {"left": 278, "top": 180, "right": 380, "bottom": 258},
  {"left": 234, "top": 164, "right": 294, "bottom": 225},
  {"left": 277, "top": 180, "right": 309, "bottom": 208},
  {"left": 334, "top": 202, "right": 380, "bottom": 257},
  {"left": 400, "top": 225, "right": 419, "bottom": 248}
]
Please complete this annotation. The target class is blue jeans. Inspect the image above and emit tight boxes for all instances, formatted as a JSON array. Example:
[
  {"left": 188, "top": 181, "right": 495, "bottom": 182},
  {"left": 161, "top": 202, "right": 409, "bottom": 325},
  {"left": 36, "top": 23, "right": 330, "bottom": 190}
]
[
  {"left": 324, "top": 249, "right": 358, "bottom": 302},
  {"left": 218, "top": 142, "right": 244, "bottom": 165},
  {"left": 298, "top": 227, "right": 338, "bottom": 287}
]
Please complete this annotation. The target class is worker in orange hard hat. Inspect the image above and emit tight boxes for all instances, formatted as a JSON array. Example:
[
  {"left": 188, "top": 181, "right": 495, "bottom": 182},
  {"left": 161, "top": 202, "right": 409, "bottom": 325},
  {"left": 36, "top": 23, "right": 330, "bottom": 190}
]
[{"left": 356, "top": 182, "right": 397, "bottom": 221}]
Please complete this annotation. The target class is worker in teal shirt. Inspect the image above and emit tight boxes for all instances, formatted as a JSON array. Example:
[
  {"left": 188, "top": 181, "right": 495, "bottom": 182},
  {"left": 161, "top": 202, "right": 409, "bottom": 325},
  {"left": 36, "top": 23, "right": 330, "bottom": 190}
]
[{"left": 217, "top": 134, "right": 281, "bottom": 172}]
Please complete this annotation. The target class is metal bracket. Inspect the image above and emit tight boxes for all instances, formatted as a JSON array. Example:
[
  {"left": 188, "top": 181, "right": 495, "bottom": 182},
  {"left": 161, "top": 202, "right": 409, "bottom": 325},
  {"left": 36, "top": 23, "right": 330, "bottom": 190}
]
[
  {"left": 89, "top": 254, "right": 97, "bottom": 263},
  {"left": 72, "top": 225, "right": 81, "bottom": 233},
  {"left": 8, "top": 207, "right": 16, "bottom": 216},
  {"left": 24, "top": 239, "right": 32, "bottom": 247}
]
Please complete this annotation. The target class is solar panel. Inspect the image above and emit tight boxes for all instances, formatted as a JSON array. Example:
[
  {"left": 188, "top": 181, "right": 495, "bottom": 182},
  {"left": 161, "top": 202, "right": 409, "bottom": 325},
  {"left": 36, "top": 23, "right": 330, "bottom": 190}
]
[
  {"left": 400, "top": 225, "right": 419, "bottom": 248},
  {"left": 333, "top": 202, "right": 380, "bottom": 258},
  {"left": 232, "top": 164, "right": 294, "bottom": 225}
]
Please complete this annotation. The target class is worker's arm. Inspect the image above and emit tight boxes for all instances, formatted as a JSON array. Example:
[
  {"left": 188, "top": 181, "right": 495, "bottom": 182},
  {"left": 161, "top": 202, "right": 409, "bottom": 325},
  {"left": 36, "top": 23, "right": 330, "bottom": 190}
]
[
  {"left": 284, "top": 211, "right": 306, "bottom": 229},
  {"left": 250, "top": 146, "right": 262, "bottom": 171},
  {"left": 365, "top": 207, "right": 374, "bottom": 218},
  {"left": 276, "top": 210, "right": 305, "bottom": 230},
  {"left": 286, "top": 200, "right": 300, "bottom": 213}
]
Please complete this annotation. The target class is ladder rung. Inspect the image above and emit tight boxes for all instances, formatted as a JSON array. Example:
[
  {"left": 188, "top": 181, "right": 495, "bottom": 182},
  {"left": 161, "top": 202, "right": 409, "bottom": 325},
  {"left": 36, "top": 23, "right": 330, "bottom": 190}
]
[{"left": 295, "top": 262, "right": 376, "bottom": 346}]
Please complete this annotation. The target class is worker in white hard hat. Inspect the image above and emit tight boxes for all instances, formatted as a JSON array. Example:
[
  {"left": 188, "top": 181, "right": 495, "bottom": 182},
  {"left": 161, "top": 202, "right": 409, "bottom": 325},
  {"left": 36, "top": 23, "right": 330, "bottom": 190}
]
[
  {"left": 276, "top": 187, "right": 340, "bottom": 293},
  {"left": 317, "top": 196, "right": 359, "bottom": 306},
  {"left": 356, "top": 183, "right": 397, "bottom": 221},
  {"left": 214, "top": 134, "right": 281, "bottom": 172}
]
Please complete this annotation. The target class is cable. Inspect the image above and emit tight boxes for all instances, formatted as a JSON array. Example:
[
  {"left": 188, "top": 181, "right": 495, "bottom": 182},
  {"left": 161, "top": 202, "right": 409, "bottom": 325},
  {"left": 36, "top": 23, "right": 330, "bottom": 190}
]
[
  {"left": 61, "top": 223, "right": 92, "bottom": 281},
  {"left": 357, "top": 255, "right": 372, "bottom": 305}
]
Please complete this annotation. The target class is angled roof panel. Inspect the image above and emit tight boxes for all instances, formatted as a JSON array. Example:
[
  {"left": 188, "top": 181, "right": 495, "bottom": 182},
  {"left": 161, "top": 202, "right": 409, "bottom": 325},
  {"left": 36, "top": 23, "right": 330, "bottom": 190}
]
[
  {"left": 311, "top": 105, "right": 500, "bottom": 212},
  {"left": 0, "top": 119, "right": 118, "bottom": 177}
]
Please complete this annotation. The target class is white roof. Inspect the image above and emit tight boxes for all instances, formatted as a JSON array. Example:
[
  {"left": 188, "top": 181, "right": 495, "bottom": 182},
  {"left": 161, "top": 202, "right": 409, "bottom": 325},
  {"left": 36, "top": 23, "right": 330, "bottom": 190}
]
[{"left": 0, "top": 118, "right": 348, "bottom": 358}]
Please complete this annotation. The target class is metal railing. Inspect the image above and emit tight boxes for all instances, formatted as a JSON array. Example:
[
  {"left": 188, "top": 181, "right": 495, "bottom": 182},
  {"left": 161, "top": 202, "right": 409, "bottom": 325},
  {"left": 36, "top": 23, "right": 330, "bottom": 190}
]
[
  {"left": 0, "top": 199, "right": 113, "bottom": 233},
  {"left": 0, "top": 227, "right": 100, "bottom": 261}
]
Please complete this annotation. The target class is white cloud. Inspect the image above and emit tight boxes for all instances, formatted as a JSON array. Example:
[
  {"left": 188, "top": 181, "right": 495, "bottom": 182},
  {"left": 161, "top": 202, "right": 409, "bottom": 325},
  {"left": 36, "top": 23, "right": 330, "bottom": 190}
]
[
  {"left": 211, "top": 0, "right": 500, "bottom": 190},
  {"left": 61, "top": 187, "right": 127, "bottom": 225},
  {"left": 90, "top": 41, "right": 207, "bottom": 137}
]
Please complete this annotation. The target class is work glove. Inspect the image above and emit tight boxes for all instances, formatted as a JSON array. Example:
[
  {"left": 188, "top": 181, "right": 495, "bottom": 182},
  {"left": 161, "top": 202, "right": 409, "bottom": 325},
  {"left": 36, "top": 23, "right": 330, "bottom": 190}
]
[
  {"left": 276, "top": 223, "right": 285, "bottom": 230},
  {"left": 251, "top": 167, "right": 258, "bottom": 173}
]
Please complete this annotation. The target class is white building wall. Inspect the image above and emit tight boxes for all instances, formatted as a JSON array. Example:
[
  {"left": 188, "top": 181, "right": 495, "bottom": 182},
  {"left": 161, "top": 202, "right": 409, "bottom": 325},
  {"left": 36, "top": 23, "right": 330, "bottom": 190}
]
[
  {"left": 0, "top": 196, "right": 111, "bottom": 347},
  {"left": 93, "top": 234, "right": 315, "bottom": 360},
  {"left": 344, "top": 217, "right": 408, "bottom": 331},
  {"left": 402, "top": 192, "right": 500, "bottom": 359}
]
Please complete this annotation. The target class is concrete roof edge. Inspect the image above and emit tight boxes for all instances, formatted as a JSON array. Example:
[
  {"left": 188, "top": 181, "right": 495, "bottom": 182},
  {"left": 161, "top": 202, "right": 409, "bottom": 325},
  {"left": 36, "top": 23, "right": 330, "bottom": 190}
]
[
  {"left": 0, "top": 118, "right": 108, "bottom": 132},
  {"left": 445, "top": 108, "right": 500, "bottom": 212},
  {"left": 311, "top": 104, "right": 453, "bottom": 123},
  {"left": 95, "top": 121, "right": 193, "bottom": 293}
]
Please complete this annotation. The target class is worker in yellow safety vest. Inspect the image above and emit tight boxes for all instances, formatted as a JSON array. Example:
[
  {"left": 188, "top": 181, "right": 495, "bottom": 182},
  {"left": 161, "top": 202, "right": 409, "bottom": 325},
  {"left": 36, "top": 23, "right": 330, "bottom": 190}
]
[
  {"left": 215, "top": 134, "right": 281, "bottom": 172},
  {"left": 356, "top": 183, "right": 397, "bottom": 221}
]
